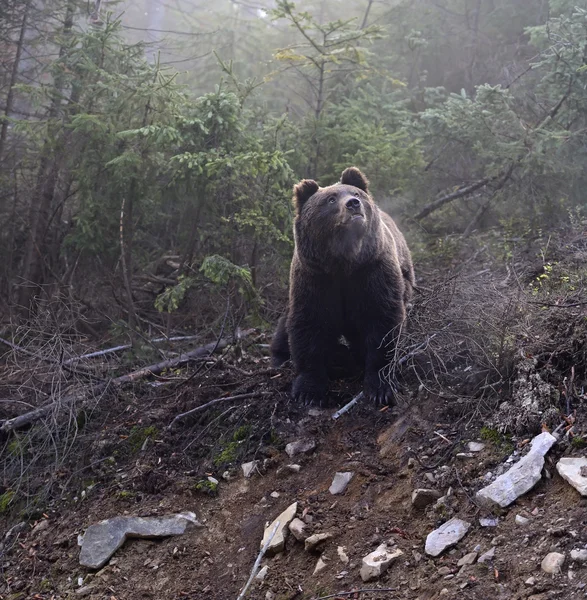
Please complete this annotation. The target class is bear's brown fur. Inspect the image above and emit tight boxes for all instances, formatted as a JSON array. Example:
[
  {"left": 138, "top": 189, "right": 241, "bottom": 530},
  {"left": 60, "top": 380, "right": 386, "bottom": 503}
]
[{"left": 271, "top": 167, "right": 415, "bottom": 404}]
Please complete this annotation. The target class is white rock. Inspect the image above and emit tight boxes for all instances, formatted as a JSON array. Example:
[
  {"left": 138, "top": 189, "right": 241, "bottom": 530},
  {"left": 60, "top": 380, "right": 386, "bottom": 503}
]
[
  {"left": 479, "top": 517, "right": 498, "bottom": 527},
  {"left": 467, "top": 442, "right": 486, "bottom": 452},
  {"left": 285, "top": 439, "right": 316, "bottom": 458},
  {"left": 337, "top": 546, "right": 349, "bottom": 564},
  {"left": 525, "top": 576, "right": 536, "bottom": 586},
  {"left": 556, "top": 457, "right": 587, "bottom": 496},
  {"left": 242, "top": 460, "right": 260, "bottom": 478},
  {"left": 475, "top": 432, "right": 557, "bottom": 509},
  {"left": 541, "top": 552, "right": 565, "bottom": 574},
  {"left": 270, "top": 491, "right": 280, "bottom": 498},
  {"left": 425, "top": 518, "right": 471, "bottom": 557},
  {"left": 329, "top": 472, "right": 354, "bottom": 495},
  {"left": 313, "top": 557, "right": 327, "bottom": 575},
  {"left": 260, "top": 502, "right": 297, "bottom": 555},
  {"left": 255, "top": 565, "right": 269, "bottom": 581},
  {"left": 477, "top": 547, "right": 495, "bottom": 563},
  {"left": 304, "top": 532, "right": 333, "bottom": 552},
  {"left": 288, "top": 518, "right": 307, "bottom": 542},
  {"left": 456, "top": 452, "right": 475, "bottom": 459},
  {"left": 359, "top": 544, "right": 404, "bottom": 582},
  {"left": 570, "top": 549, "right": 587, "bottom": 562},
  {"left": 515, "top": 515, "right": 530, "bottom": 526}
]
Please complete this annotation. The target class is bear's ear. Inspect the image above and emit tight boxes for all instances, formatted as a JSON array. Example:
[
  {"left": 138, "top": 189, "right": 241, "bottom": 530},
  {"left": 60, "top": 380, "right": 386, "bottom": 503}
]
[
  {"left": 293, "top": 179, "right": 319, "bottom": 212},
  {"left": 340, "top": 167, "right": 369, "bottom": 192}
]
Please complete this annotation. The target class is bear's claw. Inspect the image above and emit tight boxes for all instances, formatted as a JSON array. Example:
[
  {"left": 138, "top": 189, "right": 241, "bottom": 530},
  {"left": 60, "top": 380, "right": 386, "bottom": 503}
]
[
  {"left": 364, "top": 373, "right": 398, "bottom": 405},
  {"left": 292, "top": 373, "right": 327, "bottom": 405}
]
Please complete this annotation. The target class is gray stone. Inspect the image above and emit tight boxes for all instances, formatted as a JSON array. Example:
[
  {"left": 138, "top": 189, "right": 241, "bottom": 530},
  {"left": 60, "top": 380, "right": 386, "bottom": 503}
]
[
  {"left": 556, "top": 457, "right": 587, "bottom": 496},
  {"left": 242, "top": 460, "right": 260, "bottom": 478},
  {"left": 541, "top": 552, "right": 565, "bottom": 574},
  {"left": 285, "top": 439, "right": 316, "bottom": 458},
  {"left": 525, "top": 577, "right": 536, "bottom": 586},
  {"left": 475, "top": 432, "right": 557, "bottom": 509},
  {"left": 411, "top": 488, "right": 441, "bottom": 509},
  {"left": 515, "top": 515, "right": 530, "bottom": 526},
  {"left": 261, "top": 502, "right": 297, "bottom": 556},
  {"left": 438, "top": 566, "right": 452, "bottom": 575},
  {"left": 79, "top": 512, "right": 198, "bottom": 569},
  {"left": 456, "top": 453, "right": 475, "bottom": 459},
  {"left": 360, "top": 544, "right": 404, "bottom": 582},
  {"left": 467, "top": 442, "right": 486, "bottom": 452},
  {"left": 288, "top": 518, "right": 307, "bottom": 542},
  {"left": 32, "top": 519, "right": 50, "bottom": 535},
  {"left": 479, "top": 517, "right": 498, "bottom": 527},
  {"left": 337, "top": 546, "right": 349, "bottom": 564},
  {"left": 329, "top": 472, "right": 354, "bottom": 495},
  {"left": 571, "top": 549, "right": 587, "bottom": 562},
  {"left": 313, "top": 557, "right": 327, "bottom": 575},
  {"left": 255, "top": 565, "right": 269, "bottom": 581},
  {"left": 304, "top": 532, "right": 333, "bottom": 552},
  {"left": 457, "top": 552, "right": 477, "bottom": 566},
  {"left": 477, "top": 547, "right": 495, "bottom": 563},
  {"left": 424, "top": 518, "right": 471, "bottom": 557}
]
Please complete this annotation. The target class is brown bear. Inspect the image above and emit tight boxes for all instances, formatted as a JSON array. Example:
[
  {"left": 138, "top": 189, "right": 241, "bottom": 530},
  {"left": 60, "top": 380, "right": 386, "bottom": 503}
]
[{"left": 271, "top": 167, "right": 415, "bottom": 404}]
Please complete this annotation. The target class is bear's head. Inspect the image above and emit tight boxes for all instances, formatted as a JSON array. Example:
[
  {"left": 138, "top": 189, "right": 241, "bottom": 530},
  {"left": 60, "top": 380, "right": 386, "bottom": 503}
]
[{"left": 292, "top": 167, "right": 381, "bottom": 270}]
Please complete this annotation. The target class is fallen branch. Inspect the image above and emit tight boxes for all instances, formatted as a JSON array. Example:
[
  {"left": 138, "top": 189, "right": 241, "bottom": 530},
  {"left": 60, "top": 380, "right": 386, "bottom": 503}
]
[
  {"left": 0, "top": 338, "right": 232, "bottom": 435},
  {"left": 236, "top": 521, "right": 279, "bottom": 600},
  {"left": 312, "top": 588, "right": 398, "bottom": 600},
  {"left": 332, "top": 391, "right": 364, "bottom": 420},
  {"left": 169, "top": 391, "right": 271, "bottom": 429},
  {"left": 414, "top": 163, "right": 515, "bottom": 221},
  {"left": 62, "top": 336, "right": 202, "bottom": 365}
]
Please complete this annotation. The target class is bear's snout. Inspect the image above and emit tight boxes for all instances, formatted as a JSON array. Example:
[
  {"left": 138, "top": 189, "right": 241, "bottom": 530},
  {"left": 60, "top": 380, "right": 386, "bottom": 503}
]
[{"left": 345, "top": 197, "right": 362, "bottom": 213}]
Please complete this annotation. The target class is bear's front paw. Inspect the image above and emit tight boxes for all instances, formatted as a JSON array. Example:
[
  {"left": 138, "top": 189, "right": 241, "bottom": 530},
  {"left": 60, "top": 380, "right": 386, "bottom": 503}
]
[
  {"left": 292, "top": 373, "right": 328, "bottom": 405},
  {"left": 364, "top": 371, "right": 398, "bottom": 405}
]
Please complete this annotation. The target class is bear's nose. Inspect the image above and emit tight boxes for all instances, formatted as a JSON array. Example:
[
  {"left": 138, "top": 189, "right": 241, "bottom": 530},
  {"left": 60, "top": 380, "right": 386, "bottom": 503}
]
[{"left": 345, "top": 197, "right": 361, "bottom": 211}]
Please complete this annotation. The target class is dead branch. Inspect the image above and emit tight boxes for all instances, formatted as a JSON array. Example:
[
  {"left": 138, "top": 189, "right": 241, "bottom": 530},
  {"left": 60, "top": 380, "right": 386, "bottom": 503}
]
[
  {"left": 0, "top": 338, "right": 232, "bottom": 435},
  {"left": 415, "top": 162, "right": 515, "bottom": 221},
  {"left": 312, "top": 589, "right": 398, "bottom": 600},
  {"left": 168, "top": 391, "right": 271, "bottom": 429}
]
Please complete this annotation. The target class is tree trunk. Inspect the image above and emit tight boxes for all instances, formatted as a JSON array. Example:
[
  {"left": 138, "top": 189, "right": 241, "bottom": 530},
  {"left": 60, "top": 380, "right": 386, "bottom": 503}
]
[
  {"left": 16, "top": 0, "right": 75, "bottom": 315},
  {"left": 0, "top": 0, "right": 30, "bottom": 166}
]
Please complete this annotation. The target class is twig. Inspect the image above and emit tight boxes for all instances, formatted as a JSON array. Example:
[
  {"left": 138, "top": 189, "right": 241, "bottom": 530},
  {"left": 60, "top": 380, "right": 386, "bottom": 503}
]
[
  {"left": 311, "top": 588, "right": 398, "bottom": 600},
  {"left": 169, "top": 392, "right": 270, "bottom": 429},
  {"left": 332, "top": 391, "right": 364, "bottom": 420},
  {"left": 236, "top": 521, "right": 280, "bottom": 600}
]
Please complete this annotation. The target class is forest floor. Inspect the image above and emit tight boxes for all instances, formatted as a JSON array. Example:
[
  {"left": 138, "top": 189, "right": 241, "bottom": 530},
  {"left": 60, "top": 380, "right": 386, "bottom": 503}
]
[{"left": 1, "top": 228, "right": 587, "bottom": 600}]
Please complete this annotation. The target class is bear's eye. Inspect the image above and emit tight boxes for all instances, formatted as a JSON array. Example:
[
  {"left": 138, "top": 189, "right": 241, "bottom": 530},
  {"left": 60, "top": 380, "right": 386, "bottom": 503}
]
[{"left": 328, "top": 196, "right": 336, "bottom": 204}]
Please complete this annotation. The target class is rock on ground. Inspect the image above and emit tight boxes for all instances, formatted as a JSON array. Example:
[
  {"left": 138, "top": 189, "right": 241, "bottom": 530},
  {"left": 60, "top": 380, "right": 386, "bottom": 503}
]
[
  {"left": 571, "top": 549, "right": 587, "bottom": 562},
  {"left": 329, "top": 472, "right": 354, "bottom": 495},
  {"left": 475, "top": 432, "right": 557, "bottom": 509},
  {"left": 541, "top": 552, "right": 565, "bottom": 574},
  {"left": 556, "top": 457, "right": 587, "bottom": 496},
  {"left": 285, "top": 439, "right": 316, "bottom": 458},
  {"left": 425, "top": 518, "right": 471, "bottom": 557},
  {"left": 261, "top": 502, "right": 298, "bottom": 556},
  {"left": 242, "top": 460, "right": 260, "bottom": 478},
  {"left": 288, "top": 518, "right": 307, "bottom": 541},
  {"left": 304, "top": 532, "right": 333, "bottom": 552},
  {"left": 360, "top": 544, "right": 404, "bottom": 582},
  {"left": 477, "top": 547, "right": 495, "bottom": 563},
  {"left": 313, "top": 557, "right": 327, "bottom": 575},
  {"left": 411, "top": 488, "right": 441, "bottom": 509},
  {"left": 79, "top": 513, "right": 198, "bottom": 569}
]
